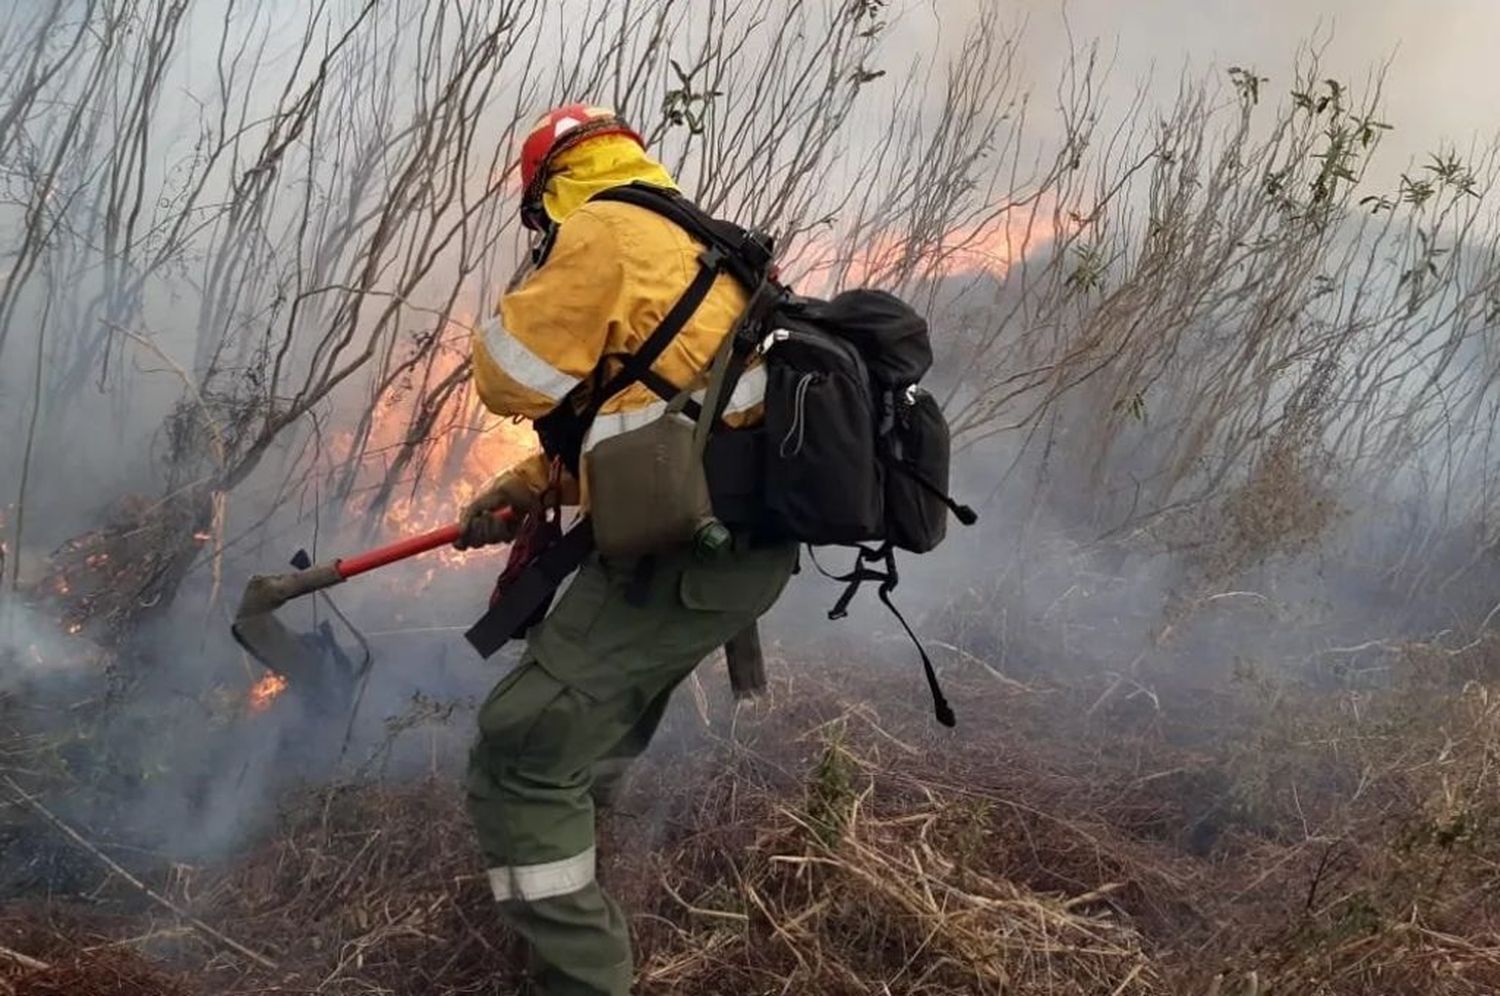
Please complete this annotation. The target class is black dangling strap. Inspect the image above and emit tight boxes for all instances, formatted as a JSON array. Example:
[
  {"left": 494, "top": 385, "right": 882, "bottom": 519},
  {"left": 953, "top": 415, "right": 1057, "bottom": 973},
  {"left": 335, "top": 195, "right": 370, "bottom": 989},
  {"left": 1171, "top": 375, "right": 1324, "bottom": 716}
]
[
  {"left": 815, "top": 544, "right": 957, "bottom": 727},
  {"left": 820, "top": 545, "right": 894, "bottom": 621},
  {"left": 875, "top": 581, "right": 956, "bottom": 728},
  {"left": 890, "top": 460, "right": 979, "bottom": 526},
  {"left": 625, "top": 555, "right": 657, "bottom": 607},
  {"left": 828, "top": 571, "right": 872, "bottom": 620}
]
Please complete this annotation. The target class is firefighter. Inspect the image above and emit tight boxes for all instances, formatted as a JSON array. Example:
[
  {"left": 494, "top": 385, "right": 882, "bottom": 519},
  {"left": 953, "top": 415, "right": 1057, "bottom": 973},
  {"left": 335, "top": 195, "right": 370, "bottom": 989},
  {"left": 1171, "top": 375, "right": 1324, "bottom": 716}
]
[{"left": 455, "top": 104, "right": 796, "bottom": 995}]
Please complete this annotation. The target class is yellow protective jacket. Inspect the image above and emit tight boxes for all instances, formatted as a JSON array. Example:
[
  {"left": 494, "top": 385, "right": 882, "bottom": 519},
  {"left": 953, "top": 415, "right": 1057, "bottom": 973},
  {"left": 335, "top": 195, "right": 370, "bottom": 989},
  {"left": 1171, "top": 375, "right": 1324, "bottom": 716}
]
[{"left": 472, "top": 139, "right": 765, "bottom": 506}]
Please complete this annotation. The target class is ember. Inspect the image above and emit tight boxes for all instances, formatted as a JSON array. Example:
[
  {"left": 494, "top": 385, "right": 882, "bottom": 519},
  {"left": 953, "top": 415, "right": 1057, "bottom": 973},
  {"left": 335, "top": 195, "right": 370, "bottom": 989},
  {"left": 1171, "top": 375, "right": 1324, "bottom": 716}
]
[{"left": 247, "top": 672, "right": 289, "bottom": 713}]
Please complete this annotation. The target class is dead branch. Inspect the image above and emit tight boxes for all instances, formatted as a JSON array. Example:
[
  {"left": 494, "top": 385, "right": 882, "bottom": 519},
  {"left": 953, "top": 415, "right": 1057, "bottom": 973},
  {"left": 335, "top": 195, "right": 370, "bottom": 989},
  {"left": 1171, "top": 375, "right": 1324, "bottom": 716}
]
[{"left": 0, "top": 945, "right": 48, "bottom": 973}]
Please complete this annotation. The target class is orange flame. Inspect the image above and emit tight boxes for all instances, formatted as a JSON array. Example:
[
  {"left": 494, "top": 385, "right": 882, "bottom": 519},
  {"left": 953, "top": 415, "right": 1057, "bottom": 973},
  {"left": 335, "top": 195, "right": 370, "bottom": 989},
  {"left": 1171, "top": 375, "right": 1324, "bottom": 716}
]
[
  {"left": 248, "top": 672, "right": 288, "bottom": 713},
  {"left": 328, "top": 321, "right": 534, "bottom": 577},
  {"left": 375, "top": 406, "right": 533, "bottom": 567},
  {"left": 789, "top": 197, "right": 1068, "bottom": 291}
]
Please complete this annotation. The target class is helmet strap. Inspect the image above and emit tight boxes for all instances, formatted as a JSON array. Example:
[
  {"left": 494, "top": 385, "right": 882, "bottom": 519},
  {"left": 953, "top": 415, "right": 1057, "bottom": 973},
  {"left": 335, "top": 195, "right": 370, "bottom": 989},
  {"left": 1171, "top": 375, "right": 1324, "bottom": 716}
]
[
  {"left": 527, "top": 218, "right": 559, "bottom": 267},
  {"left": 520, "top": 194, "right": 551, "bottom": 234}
]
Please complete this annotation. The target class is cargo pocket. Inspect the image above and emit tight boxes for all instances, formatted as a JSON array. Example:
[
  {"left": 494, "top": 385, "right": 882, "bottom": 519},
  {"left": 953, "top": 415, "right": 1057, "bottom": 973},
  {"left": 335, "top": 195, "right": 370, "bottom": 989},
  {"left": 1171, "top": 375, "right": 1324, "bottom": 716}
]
[
  {"left": 473, "top": 662, "right": 568, "bottom": 767},
  {"left": 678, "top": 543, "right": 797, "bottom": 621}
]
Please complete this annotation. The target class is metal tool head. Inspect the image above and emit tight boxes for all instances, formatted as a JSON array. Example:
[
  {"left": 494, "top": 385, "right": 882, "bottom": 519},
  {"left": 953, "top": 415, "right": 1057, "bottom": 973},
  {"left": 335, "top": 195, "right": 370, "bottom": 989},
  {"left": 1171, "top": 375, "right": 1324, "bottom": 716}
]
[
  {"left": 235, "top": 563, "right": 343, "bottom": 622},
  {"left": 232, "top": 563, "right": 359, "bottom": 709}
]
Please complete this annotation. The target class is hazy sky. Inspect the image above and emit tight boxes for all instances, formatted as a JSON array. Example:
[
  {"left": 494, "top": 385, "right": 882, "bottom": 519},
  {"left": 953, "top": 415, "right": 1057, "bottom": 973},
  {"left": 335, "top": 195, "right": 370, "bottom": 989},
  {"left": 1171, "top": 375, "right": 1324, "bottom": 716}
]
[{"left": 919, "top": 0, "right": 1500, "bottom": 186}]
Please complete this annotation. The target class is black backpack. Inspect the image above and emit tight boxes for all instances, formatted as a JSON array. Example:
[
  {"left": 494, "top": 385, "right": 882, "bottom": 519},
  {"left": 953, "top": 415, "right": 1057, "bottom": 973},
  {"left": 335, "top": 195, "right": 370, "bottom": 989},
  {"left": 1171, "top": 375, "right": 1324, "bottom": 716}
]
[
  {"left": 760, "top": 289, "right": 975, "bottom": 554},
  {"left": 539, "top": 183, "right": 976, "bottom": 725}
]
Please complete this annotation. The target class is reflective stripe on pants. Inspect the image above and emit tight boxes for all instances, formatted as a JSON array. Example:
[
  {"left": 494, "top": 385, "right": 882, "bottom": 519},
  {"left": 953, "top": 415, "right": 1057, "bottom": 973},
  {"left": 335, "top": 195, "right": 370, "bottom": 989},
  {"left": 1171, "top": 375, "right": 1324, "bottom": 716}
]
[{"left": 488, "top": 846, "right": 597, "bottom": 903}]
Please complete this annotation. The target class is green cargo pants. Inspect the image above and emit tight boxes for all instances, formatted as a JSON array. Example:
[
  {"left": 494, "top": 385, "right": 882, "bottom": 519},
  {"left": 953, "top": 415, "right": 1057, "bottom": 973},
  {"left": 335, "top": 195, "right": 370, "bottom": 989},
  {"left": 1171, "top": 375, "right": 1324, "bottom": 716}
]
[{"left": 466, "top": 539, "right": 796, "bottom": 996}]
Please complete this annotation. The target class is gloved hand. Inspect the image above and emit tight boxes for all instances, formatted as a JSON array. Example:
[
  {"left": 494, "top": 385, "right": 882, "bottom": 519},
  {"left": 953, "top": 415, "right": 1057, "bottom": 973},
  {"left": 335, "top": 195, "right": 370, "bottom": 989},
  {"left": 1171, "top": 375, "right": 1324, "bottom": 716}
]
[{"left": 454, "top": 470, "right": 540, "bottom": 550}]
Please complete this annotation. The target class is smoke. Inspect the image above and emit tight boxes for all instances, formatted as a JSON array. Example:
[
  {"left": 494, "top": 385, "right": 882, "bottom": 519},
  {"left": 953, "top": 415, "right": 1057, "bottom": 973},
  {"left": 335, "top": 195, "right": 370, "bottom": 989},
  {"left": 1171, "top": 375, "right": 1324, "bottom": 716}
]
[
  {"left": 0, "top": 602, "right": 100, "bottom": 695},
  {"left": 921, "top": 0, "right": 1500, "bottom": 189},
  {"left": 1, "top": 0, "right": 1498, "bottom": 883}
]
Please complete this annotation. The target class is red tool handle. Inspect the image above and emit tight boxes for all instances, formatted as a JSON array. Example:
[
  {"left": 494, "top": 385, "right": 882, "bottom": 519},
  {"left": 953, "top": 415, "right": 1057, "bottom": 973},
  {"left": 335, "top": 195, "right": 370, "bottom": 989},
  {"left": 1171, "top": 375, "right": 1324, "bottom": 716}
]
[{"left": 335, "top": 508, "right": 516, "bottom": 580}]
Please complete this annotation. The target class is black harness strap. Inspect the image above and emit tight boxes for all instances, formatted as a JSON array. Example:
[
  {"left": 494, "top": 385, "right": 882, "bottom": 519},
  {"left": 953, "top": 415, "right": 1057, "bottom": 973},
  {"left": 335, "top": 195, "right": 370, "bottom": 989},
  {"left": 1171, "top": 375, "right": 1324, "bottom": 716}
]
[
  {"left": 590, "top": 183, "right": 778, "bottom": 415},
  {"left": 639, "top": 367, "right": 702, "bottom": 421},
  {"left": 537, "top": 185, "right": 781, "bottom": 474},
  {"left": 591, "top": 183, "right": 771, "bottom": 291},
  {"left": 593, "top": 245, "right": 727, "bottom": 405},
  {"left": 465, "top": 520, "right": 596, "bottom": 658},
  {"left": 624, "top": 555, "right": 657, "bottom": 607},
  {"left": 537, "top": 246, "right": 725, "bottom": 474},
  {"left": 818, "top": 543, "right": 957, "bottom": 728}
]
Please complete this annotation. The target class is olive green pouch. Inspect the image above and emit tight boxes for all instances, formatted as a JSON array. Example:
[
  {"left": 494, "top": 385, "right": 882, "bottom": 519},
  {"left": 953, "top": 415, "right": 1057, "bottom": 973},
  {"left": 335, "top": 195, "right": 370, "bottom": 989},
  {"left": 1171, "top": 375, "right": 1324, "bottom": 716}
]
[
  {"left": 586, "top": 397, "right": 715, "bottom": 557},
  {"left": 585, "top": 337, "right": 737, "bottom": 557}
]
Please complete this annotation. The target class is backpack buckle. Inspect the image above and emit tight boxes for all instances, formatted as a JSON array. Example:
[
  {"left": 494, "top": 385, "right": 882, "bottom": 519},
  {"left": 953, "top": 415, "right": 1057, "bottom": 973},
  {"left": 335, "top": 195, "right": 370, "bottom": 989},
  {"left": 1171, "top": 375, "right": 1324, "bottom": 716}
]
[
  {"left": 756, "top": 329, "right": 790, "bottom": 355},
  {"left": 699, "top": 245, "right": 728, "bottom": 271},
  {"left": 739, "top": 230, "right": 774, "bottom": 270}
]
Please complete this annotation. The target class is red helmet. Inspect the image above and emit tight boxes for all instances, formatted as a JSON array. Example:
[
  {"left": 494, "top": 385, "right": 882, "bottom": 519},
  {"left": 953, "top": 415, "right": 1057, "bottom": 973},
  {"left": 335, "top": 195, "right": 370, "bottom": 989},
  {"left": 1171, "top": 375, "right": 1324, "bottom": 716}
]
[{"left": 518, "top": 104, "right": 644, "bottom": 228}]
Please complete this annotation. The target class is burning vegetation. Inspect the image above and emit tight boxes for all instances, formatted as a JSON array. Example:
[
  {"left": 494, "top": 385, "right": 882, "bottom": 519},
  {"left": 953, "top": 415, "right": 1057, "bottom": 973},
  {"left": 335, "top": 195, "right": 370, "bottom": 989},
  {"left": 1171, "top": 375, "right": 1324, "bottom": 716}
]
[
  {"left": 340, "top": 340, "right": 536, "bottom": 574},
  {"left": 245, "top": 674, "right": 288, "bottom": 715}
]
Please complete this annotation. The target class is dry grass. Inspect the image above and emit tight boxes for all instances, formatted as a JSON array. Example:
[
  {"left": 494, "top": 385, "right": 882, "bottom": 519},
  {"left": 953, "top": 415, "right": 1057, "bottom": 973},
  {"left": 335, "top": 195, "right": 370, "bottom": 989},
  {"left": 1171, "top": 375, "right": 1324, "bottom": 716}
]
[
  {"left": 1205, "top": 439, "right": 1342, "bottom": 583},
  {"left": 1, "top": 909, "right": 190, "bottom": 996},
  {"left": 635, "top": 739, "right": 1164, "bottom": 994},
  {"left": 3, "top": 649, "right": 1500, "bottom": 994}
]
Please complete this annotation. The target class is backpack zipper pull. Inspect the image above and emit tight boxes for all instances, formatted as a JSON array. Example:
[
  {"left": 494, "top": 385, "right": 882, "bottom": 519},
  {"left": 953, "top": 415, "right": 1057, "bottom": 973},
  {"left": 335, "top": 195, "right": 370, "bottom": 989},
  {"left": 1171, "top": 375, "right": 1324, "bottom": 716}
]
[{"left": 758, "top": 329, "right": 790, "bottom": 354}]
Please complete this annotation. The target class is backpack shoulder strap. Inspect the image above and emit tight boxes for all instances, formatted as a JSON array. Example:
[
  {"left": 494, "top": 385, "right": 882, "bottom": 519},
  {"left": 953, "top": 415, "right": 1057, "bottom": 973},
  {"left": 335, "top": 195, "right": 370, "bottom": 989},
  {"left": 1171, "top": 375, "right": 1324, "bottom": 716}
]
[
  {"left": 591, "top": 243, "right": 726, "bottom": 405},
  {"left": 534, "top": 240, "right": 724, "bottom": 473},
  {"left": 593, "top": 184, "right": 788, "bottom": 413},
  {"left": 588, "top": 182, "right": 774, "bottom": 405},
  {"left": 591, "top": 182, "right": 773, "bottom": 291},
  {"left": 535, "top": 185, "right": 777, "bottom": 473}
]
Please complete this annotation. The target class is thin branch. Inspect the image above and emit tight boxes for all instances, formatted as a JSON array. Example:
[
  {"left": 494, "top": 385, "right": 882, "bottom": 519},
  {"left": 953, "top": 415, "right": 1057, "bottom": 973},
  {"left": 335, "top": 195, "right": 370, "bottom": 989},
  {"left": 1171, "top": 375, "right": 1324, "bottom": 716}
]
[{"left": 1, "top": 775, "right": 278, "bottom": 971}]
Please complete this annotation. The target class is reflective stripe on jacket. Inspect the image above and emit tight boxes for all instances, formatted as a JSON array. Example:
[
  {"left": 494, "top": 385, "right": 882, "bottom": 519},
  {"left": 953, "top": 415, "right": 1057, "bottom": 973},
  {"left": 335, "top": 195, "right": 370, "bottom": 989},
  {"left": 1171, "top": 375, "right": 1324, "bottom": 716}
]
[{"left": 472, "top": 197, "right": 765, "bottom": 504}]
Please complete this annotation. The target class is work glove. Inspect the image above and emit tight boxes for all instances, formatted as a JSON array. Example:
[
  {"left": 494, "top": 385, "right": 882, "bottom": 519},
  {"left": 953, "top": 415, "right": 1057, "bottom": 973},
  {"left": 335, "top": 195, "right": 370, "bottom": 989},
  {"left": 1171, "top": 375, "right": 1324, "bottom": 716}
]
[{"left": 454, "top": 470, "right": 539, "bottom": 550}]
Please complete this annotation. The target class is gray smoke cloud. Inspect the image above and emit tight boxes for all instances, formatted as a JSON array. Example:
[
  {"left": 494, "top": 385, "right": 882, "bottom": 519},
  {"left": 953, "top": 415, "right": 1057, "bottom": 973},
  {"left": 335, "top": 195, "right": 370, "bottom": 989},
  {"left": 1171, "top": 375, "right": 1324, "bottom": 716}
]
[
  {"left": 2, "top": 0, "right": 1497, "bottom": 872},
  {"left": 0, "top": 602, "right": 99, "bottom": 694},
  {"left": 912, "top": 0, "right": 1500, "bottom": 186}
]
